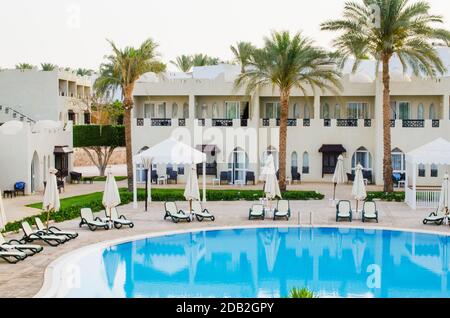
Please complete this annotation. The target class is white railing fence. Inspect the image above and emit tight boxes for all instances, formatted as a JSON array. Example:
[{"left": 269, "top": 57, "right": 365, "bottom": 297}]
[{"left": 415, "top": 188, "right": 441, "bottom": 209}]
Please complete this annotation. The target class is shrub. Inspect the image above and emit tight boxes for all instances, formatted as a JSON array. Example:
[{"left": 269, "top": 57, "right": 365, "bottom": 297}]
[
  {"left": 289, "top": 287, "right": 316, "bottom": 298},
  {"left": 366, "top": 191, "right": 405, "bottom": 202},
  {"left": 73, "top": 125, "right": 125, "bottom": 148}
]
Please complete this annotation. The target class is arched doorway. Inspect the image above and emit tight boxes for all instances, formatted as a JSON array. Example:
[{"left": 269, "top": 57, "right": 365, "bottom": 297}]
[
  {"left": 229, "top": 147, "right": 249, "bottom": 184},
  {"left": 31, "top": 151, "right": 40, "bottom": 193}
]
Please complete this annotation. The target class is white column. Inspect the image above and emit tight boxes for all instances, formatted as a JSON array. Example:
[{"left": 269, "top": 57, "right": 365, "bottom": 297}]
[
  {"left": 443, "top": 94, "right": 449, "bottom": 121},
  {"left": 202, "top": 161, "right": 207, "bottom": 202},
  {"left": 133, "top": 162, "right": 138, "bottom": 209},
  {"left": 313, "top": 92, "right": 321, "bottom": 120},
  {"left": 412, "top": 163, "right": 417, "bottom": 210}
]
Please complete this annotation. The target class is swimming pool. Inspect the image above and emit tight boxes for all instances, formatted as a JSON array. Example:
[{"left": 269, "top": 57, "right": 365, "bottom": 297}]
[{"left": 45, "top": 227, "right": 450, "bottom": 298}]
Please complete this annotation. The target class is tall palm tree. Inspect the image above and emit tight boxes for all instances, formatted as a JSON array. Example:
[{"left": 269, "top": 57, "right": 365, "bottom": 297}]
[
  {"left": 15, "top": 63, "right": 34, "bottom": 70},
  {"left": 41, "top": 63, "right": 57, "bottom": 71},
  {"left": 170, "top": 55, "right": 193, "bottom": 72},
  {"left": 192, "top": 54, "right": 220, "bottom": 67},
  {"left": 321, "top": 0, "right": 450, "bottom": 192},
  {"left": 235, "top": 31, "right": 342, "bottom": 191},
  {"left": 95, "top": 38, "right": 166, "bottom": 190},
  {"left": 76, "top": 68, "right": 93, "bottom": 76},
  {"left": 230, "top": 41, "right": 255, "bottom": 73}
]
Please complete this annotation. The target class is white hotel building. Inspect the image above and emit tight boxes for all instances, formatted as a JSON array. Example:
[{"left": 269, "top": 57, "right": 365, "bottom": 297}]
[{"left": 132, "top": 47, "right": 450, "bottom": 188}]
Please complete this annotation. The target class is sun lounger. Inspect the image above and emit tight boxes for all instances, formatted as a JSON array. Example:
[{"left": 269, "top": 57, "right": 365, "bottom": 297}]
[
  {"left": 362, "top": 201, "right": 379, "bottom": 223},
  {"left": 164, "top": 202, "right": 191, "bottom": 223},
  {"left": 336, "top": 200, "right": 352, "bottom": 222},
  {"left": 0, "top": 233, "right": 43, "bottom": 256},
  {"left": 423, "top": 209, "right": 448, "bottom": 225},
  {"left": 0, "top": 248, "right": 27, "bottom": 264},
  {"left": 249, "top": 204, "right": 265, "bottom": 220},
  {"left": 79, "top": 208, "right": 110, "bottom": 231},
  {"left": 192, "top": 201, "right": 215, "bottom": 222},
  {"left": 274, "top": 200, "right": 290, "bottom": 220},
  {"left": 103, "top": 208, "right": 134, "bottom": 229},
  {"left": 35, "top": 218, "right": 78, "bottom": 239},
  {"left": 20, "top": 222, "right": 66, "bottom": 247}
]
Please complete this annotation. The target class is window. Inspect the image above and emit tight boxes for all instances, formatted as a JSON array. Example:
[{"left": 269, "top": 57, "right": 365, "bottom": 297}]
[
  {"left": 178, "top": 165, "right": 185, "bottom": 175},
  {"left": 144, "top": 103, "right": 155, "bottom": 118},
  {"left": 417, "top": 103, "right": 424, "bottom": 120},
  {"left": 429, "top": 103, "right": 437, "bottom": 120},
  {"left": 390, "top": 101, "right": 397, "bottom": 120},
  {"left": 172, "top": 103, "right": 178, "bottom": 118},
  {"left": 418, "top": 164, "right": 426, "bottom": 177},
  {"left": 302, "top": 152, "right": 310, "bottom": 174},
  {"left": 158, "top": 103, "right": 167, "bottom": 118},
  {"left": 201, "top": 104, "right": 208, "bottom": 118},
  {"left": 391, "top": 148, "right": 405, "bottom": 173},
  {"left": 398, "top": 102, "right": 410, "bottom": 120},
  {"left": 352, "top": 147, "right": 372, "bottom": 171},
  {"left": 293, "top": 104, "right": 300, "bottom": 118},
  {"left": 334, "top": 104, "right": 341, "bottom": 119},
  {"left": 304, "top": 105, "right": 310, "bottom": 119},
  {"left": 68, "top": 110, "right": 75, "bottom": 123},
  {"left": 225, "top": 101, "right": 240, "bottom": 119},
  {"left": 322, "top": 103, "right": 330, "bottom": 119},
  {"left": 291, "top": 152, "right": 298, "bottom": 169},
  {"left": 347, "top": 102, "right": 369, "bottom": 119},
  {"left": 183, "top": 103, "right": 189, "bottom": 119},
  {"left": 212, "top": 103, "right": 220, "bottom": 119},
  {"left": 431, "top": 164, "right": 438, "bottom": 177},
  {"left": 265, "top": 102, "right": 280, "bottom": 119}
]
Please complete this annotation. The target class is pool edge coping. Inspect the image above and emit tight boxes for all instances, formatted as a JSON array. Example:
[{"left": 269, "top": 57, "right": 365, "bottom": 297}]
[{"left": 35, "top": 223, "right": 450, "bottom": 298}]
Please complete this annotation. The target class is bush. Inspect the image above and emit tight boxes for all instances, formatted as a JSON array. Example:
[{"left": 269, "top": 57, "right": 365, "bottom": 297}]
[
  {"left": 73, "top": 125, "right": 125, "bottom": 148},
  {"left": 3, "top": 189, "right": 324, "bottom": 233},
  {"left": 289, "top": 287, "right": 316, "bottom": 298},
  {"left": 366, "top": 191, "right": 405, "bottom": 202}
]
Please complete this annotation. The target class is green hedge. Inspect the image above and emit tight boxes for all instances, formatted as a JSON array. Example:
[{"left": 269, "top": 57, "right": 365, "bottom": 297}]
[
  {"left": 3, "top": 189, "right": 324, "bottom": 233},
  {"left": 73, "top": 125, "right": 125, "bottom": 147},
  {"left": 366, "top": 191, "right": 405, "bottom": 202}
]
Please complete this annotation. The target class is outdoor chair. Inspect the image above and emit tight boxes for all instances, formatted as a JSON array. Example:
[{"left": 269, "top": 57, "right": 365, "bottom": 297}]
[
  {"left": 291, "top": 167, "right": 301, "bottom": 184},
  {"left": 362, "top": 201, "right": 379, "bottom": 223},
  {"left": 79, "top": 208, "right": 110, "bottom": 231},
  {"left": 14, "top": 182, "right": 26, "bottom": 196},
  {"left": 151, "top": 170, "right": 158, "bottom": 184},
  {"left": 0, "top": 248, "right": 27, "bottom": 264},
  {"left": 0, "top": 233, "right": 43, "bottom": 256},
  {"left": 363, "top": 170, "right": 373, "bottom": 184},
  {"left": 346, "top": 173, "right": 355, "bottom": 183},
  {"left": 103, "top": 208, "right": 134, "bottom": 229},
  {"left": 70, "top": 171, "right": 82, "bottom": 184},
  {"left": 246, "top": 171, "right": 256, "bottom": 185},
  {"left": 423, "top": 208, "right": 448, "bottom": 225},
  {"left": 274, "top": 200, "right": 291, "bottom": 221},
  {"left": 336, "top": 200, "right": 353, "bottom": 222},
  {"left": 249, "top": 204, "right": 265, "bottom": 220},
  {"left": 57, "top": 180, "right": 65, "bottom": 193},
  {"left": 167, "top": 171, "right": 178, "bottom": 184},
  {"left": 164, "top": 202, "right": 191, "bottom": 223},
  {"left": 20, "top": 222, "right": 67, "bottom": 247},
  {"left": 192, "top": 201, "right": 215, "bottom": 222},
  {"left": 35, "top": 217, "right": 78, "bottom": 240},
  {"left": 220, "top": 171, "right": 231, "bottom": 185}
]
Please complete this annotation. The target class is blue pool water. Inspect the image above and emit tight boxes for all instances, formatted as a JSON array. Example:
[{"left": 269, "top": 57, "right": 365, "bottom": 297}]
[{"left": 64, "top": 227, "right": 450, "bottom": 298}]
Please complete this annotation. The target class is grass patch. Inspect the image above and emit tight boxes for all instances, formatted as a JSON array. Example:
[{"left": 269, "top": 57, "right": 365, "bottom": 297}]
[
  {"left": 82, "top": 176, "right": 127, "bottom": 182},
  {"left": 366, "top": 191, "right": 405, "bottom": 202},
  {"left": 1, "top": 188, "right": 323, "bottom": 233}
]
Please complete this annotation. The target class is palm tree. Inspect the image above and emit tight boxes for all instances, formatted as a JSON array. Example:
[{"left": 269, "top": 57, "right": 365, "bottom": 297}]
[
  {"left": 230, "top": 41, "right": 255, "bottom": 73},
  {"left": 192, "top": 54, "right": 220, "bottom": 67},
  {"left": 321, "top": 0, "right": 450, "bottom": 192},
  {"left": 170, "top": 55, "right": 193, "bottom": 72},
  {"left": 41, "top": 63, "right": 57, "bottom": 71},
  {"left": 235, "top": 31, "right": 342, "bottom": 191},
  {"left": 76, "top": 68, "right": 93, "bottom": 76},
  {"left": 15, "top": 63, "right": 34, "bottom": 70},
  {"left": 96, "top": 38, "right": 166, "bottom": 190}
]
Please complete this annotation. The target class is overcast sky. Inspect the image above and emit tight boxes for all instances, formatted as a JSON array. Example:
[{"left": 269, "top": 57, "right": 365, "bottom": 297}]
[{"left": 0, "top": 0, "right": 449, "bottom": 71}]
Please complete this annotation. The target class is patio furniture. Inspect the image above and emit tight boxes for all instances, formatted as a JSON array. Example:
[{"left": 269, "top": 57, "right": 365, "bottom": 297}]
[
  {"left": 35, "top": 218, "right": 78, "bottom": 240},
  {"left": 151, "top": 170, "right": 158, "bottom": 184},
  {"left": 3, "top": 190, "right": 15, "bottom": 198},
  {"left": 336, "top": 200, "right": 353, "bottom": 222},
  {"left": 103, "top": 208, "right": 134, "bottom": 229},
  {"left": 70, "top": 171, "right": 82, "bottom": 184},
  {"left": 192, "top": 201, "right": 215, "bottom": 222},
  {"left": 79, "top": 208, "right": 110, "bottom": 231},
  {"left": 291, "top": 167, "right": 301, "bottom": 184},
  {"left": 0, "top": 233, "right": 43, "bottom": 256},
  {"left": 423, "top": 209, "right": 448, "bottom": 225},
  {"left": 20, "top": 222, "right": 67, "bottom": 247},
  {"left": 82, "top": 176, "right": 94, "bottom": 184},
  {"left": 57, "top": 180, "right": 65, "bottom": 193},
  {"left": 14, "top": 182, "right": 26, "bottom": 196},
  {"left": 164, "top": 202, "right": 191, "bottom": 223},
  {"left": 249, "top": 204, "right": 265, "bottom": 220},
  {"left": 167, "top": 171, "right": 178, "bottom": 184},
  {"left": 158, "top": 176, "right": 167, "bottom": 185},
  {"left": 212, "top": 178, "right": 220, "bottom": 186},
  {"left": 246, "top": 171, "right": 256, "bottom": 185},
  {"left": 362, "top": 201, "right": 379, "bottom": 223},
  {"left": 274, "top": 200, "right": 290, "bottom": 221},
  {"left": 220, "top": 171, "right": 231, "bottom": 185},
  {"left": 346, "top": 173, "right": 354, "bottom": 183},
  {"left": 0, "top": 249, "right": 27, "bottom": 264},
  {"left": 363, "top": 170, "right": 373, "bottom": 184}
]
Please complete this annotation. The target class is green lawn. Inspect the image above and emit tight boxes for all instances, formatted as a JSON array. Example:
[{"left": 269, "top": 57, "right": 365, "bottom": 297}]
[{"left": 83, "top": 176, "right": 127, "bottom": 182}]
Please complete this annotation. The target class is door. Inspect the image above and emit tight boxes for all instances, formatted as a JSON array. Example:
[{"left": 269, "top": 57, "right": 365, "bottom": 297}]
[
  {"left": 31, "top": 152, "right": 39, "bottom": 193},
  {"left": 226, "top": 102, "right": 240, "bottom": 119},
  {"left": 230, "top": 148, "right": 247, "bottom": 184}
]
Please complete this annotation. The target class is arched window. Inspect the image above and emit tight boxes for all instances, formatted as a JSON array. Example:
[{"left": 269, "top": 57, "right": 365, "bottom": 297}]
[
  {"left": 417, "top": 103, "right": 424, "bottom": 120},
  {"left": 304, "top": 105, "right": 311, "bottom": 119},
  {"left": 322, "top": 103, "right": 330, "bottom": 119},
  {"left": 302, "top": 152, "right": 310, "bottom": 174},
  {"left": 212, "top": 103, "right": 219, "bottom": 119},
  {"left": 293, "top": 103, "right": 300, "bottom": 118},
  {"left": 334, "top": 104, "right": 341, "bottom": 119},
  {"left": 201, "top": 104, "right": 208, "bottom": 118},
  {"left": 291, "top": 152, "right": 298, "bottom": 169},
  {"left": 431, "top": 164, "right": 438, "bottom": 177},
  {"left": 429, "top": 103, "right": 437, "bottom": 120},
  {"left": 183, "top": 103, "right": 189, "bottom": 119},
  {"left": 172, "top": 103, "right": 178, "bottom": 118},
  {"left": 418, "top": 164, "right": 426, "bottom": 177},
  {"left": 391, "top": 148, "right": 405, "bottom": 173},
  {"left": 352, "top": 147, "right": 372, "bottom": 171}
]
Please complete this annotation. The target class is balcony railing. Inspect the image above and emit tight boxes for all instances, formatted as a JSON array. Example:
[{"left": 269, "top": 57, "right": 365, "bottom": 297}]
[
  {"left": 178, "top": 119, "right": 186, "bottom": 127},
  {"left": 212, "top": 119, "right": 233, "bottom": 127},
  {"left": 336, "top": 119, "right": 358, "bottom": 127},
  {"left": 402, "top": 119, "right": 424, "bottom": 128},
  {"left": 303, "top": 119, "right": 311, "bottom": 127},
  {"left": 364, "top": 119, "right": 372, "bottom": 127},
  {"left": 390, "top": 120, "right": 396, "bottom": 128},
  {"left": 262, "top": 119, "right": 270, "bottom": 127},
  {"left": 432, "top": 120, "right": 440, "bottom": 128},
  {"left": 324, "top": 119, "right": 331, "bottom": 127},
  {"left": 137, "top": 118, "right": 144, "bottom": 126},
  {"left": 151, "top": 119, "right": 172, "bottom": 127},
  {"left": 241, "top": 119, "right": 248, "bottom": 127},
  {"left": 276, "top": 119, "right": 297, "bottom": 127},
  {"left": 198, "top": 119, "right": 205, "bottom": 127}
]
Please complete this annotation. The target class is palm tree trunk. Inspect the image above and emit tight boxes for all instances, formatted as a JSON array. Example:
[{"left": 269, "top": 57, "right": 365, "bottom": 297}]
[
  {"left": 278, "top": 90, "right": 289, "bottom": 192},
  {"left": 382, "top": 55, "right": 394, "bottom": 193},
  {"left": 123, "top": 85, "right": 135, "bottom": 191}
]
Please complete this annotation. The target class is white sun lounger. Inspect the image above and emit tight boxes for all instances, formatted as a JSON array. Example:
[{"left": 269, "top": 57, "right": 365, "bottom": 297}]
[
  {"left": 0, "top": 233, "right": 43, "bottom": 255},
  {"left": 274, "top": 200, "right": 290, "bottom": 220},
  {"left": 423, "top": 209, "right": 448, "bottom": 225},
  {"left": 164, "top": 202, "right": 191, "bottom": 223},
  {"left": 0, "top": 248, "right": 27, "bottom": 264},
  {"left": 336, "top": 200, "right": 352, "bottom": 222},
  {"left": 79, "top": 208, "right": 109, "bottom": 231},
  {"left": 21, "top": 222, "right": 67, "bottom": 247},
  {"left": 192, "top": 201, "right": 215, "bottom": 222},
  {"left": 35, "top": 218, "right": 78, "bottom": 239},
  {"left": 362, "top": 201, "right": 379, "bottom": 223},
  {"left": 103, "top": 208, "right": 134, "bottom": 229},
  {"left": 249, "top": 204, "right": 265, "bottom": 220}
]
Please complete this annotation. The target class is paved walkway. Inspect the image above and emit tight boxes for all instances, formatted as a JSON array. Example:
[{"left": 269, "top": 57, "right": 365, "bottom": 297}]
[{"left": 0, "top": 194, "right": 448, "bottom": 298}]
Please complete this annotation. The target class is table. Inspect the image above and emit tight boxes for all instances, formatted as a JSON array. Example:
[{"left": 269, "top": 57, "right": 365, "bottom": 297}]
[
  {"left": 158, "top": 176, "right": 167, "bottom": 185},
  {"left": 3, "top": 190, "right": 15, "bottom": 198}
]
